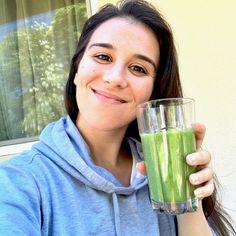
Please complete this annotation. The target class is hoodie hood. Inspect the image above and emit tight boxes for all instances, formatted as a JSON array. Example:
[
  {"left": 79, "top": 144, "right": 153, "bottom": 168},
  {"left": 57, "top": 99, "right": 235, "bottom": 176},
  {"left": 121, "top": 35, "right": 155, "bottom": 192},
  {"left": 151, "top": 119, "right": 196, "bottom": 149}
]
[
  {"left": 1, "top": 116, "right": 177, "bottom": 236},
  {"left": 32, "top": 116, "right": 147, "bottom": 196}
]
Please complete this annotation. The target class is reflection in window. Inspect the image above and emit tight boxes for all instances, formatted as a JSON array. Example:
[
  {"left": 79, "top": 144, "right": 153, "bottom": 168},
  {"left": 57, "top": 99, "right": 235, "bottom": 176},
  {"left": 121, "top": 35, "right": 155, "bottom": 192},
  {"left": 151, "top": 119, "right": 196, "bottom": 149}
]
[{"left": 0, "top": 0, "right": 88, "bottom": 145}]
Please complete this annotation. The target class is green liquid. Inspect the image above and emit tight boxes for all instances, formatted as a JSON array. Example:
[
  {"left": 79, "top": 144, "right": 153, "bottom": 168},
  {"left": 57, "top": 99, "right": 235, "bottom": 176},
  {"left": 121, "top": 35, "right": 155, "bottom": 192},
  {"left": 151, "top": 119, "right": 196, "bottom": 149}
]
[{"left": 141, "top": 129, "right": 197, "bottom": 207}]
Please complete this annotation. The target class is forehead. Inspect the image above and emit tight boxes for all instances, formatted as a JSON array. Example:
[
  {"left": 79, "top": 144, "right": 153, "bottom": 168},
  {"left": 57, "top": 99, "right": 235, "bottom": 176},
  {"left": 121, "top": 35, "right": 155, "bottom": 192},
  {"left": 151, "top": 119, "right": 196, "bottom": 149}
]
[{"left": 87, "top": 17, "right": 160, "bottom": 58}]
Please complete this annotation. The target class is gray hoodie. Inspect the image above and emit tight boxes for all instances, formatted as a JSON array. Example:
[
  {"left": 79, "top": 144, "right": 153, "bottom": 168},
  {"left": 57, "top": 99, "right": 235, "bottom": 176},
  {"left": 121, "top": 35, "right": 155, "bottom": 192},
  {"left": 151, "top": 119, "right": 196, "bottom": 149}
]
[{"left": 0, "top": 116, "right": 177, "bottom": 235}]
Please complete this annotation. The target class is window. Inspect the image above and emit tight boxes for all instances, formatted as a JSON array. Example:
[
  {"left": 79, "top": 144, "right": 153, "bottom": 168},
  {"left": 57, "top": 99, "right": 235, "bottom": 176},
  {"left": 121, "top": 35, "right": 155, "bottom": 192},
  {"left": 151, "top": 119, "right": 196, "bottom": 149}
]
[{"left": 0, "top": 0, "right": 89, "bottom": 150}]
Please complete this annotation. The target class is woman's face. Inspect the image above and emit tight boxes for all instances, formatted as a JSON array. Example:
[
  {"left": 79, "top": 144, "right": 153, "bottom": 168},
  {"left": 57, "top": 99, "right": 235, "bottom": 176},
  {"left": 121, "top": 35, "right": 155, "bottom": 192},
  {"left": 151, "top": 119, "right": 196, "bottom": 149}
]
[{"left": 74, "top": 17, "right": 160, "bottom": 132}]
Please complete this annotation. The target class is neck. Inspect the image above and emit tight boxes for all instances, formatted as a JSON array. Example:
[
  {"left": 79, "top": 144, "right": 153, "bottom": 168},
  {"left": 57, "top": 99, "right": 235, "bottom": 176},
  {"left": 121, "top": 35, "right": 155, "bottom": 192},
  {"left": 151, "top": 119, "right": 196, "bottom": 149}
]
[
  {"left": 76, "top": 115, "right": 130, "bottom": 166},
  {"left": 75, "top": 115, "right": 133, "bottom": 186}
]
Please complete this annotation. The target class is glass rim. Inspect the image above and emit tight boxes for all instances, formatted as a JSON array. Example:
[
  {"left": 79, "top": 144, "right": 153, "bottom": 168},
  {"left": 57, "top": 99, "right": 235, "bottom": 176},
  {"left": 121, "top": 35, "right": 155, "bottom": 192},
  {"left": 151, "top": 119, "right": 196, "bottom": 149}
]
[{"left": 137, "top": 97, "right": 195, "bottom": 109}]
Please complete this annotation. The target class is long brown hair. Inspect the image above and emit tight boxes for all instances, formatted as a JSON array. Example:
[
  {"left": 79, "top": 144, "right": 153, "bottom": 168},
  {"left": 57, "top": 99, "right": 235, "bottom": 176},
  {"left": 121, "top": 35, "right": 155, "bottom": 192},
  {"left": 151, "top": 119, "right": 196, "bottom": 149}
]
[{"left": 64, "top": 1, "right": 236, "bottom": 235}]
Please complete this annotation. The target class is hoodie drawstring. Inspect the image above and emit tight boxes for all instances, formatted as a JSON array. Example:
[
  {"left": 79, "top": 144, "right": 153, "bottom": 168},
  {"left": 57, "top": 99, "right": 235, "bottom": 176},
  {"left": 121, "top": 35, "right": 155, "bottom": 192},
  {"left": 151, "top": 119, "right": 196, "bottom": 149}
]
[{"left": 112, "top": 193, "right": 121, "bottom": 236}]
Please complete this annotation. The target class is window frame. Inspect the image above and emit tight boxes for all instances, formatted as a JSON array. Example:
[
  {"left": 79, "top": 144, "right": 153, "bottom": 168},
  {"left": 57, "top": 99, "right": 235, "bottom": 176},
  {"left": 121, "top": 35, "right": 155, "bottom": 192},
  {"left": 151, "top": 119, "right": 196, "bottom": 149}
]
[{"left": 0, "top": 140, "right": 38, "bottom": 160}]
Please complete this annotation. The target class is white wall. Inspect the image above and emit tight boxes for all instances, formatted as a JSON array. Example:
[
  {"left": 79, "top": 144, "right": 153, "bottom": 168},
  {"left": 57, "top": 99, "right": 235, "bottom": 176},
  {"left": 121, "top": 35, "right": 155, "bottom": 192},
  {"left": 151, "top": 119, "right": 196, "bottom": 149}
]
[{"left": 155, "top": 0, "right": 236, "bottom": 223}]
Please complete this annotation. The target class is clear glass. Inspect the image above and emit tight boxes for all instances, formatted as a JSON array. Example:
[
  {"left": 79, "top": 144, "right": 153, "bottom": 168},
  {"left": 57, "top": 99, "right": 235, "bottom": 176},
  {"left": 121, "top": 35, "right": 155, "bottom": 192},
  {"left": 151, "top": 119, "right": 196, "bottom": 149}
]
[{"left": 137, "top": 98, "right": 198, "bottom": 214}]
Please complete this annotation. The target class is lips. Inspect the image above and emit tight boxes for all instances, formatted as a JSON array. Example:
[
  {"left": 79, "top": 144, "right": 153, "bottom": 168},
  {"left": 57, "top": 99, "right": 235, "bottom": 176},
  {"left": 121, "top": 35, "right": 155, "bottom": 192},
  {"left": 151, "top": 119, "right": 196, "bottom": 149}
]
[{"left": 92, "top": 89, "right": 127, "bottom": 104}]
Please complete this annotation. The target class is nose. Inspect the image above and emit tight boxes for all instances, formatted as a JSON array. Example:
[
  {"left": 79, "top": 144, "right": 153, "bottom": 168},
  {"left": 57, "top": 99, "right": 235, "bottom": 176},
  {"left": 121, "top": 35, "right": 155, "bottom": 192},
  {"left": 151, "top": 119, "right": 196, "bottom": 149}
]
[{"left": 102, "top": 65, "right": 128, "bottom": 88}]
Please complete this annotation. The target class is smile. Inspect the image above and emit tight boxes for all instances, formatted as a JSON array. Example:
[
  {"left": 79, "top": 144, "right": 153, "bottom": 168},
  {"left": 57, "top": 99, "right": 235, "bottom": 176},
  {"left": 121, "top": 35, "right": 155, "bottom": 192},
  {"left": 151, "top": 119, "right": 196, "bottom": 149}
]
[{"left": 92, "top": 89, "right": 127, "bottom": 104}]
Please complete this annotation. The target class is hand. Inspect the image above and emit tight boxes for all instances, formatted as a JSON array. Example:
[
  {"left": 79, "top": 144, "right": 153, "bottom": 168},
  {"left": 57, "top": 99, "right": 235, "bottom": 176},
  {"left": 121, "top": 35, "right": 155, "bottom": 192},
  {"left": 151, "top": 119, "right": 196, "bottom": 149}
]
[
  {"left": 136, "top": 123, "right": 214, "bottom": 199},
  {"left": 187, "top": 123, "right": 214, "bottom": 199}
]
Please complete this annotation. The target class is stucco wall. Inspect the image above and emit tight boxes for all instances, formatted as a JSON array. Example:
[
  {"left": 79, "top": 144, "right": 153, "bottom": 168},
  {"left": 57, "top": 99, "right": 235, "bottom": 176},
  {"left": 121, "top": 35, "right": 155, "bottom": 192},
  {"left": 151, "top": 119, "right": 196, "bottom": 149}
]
[
  {"left": 94, "top": 0, "right": 236, "bottom": 223},
  {"left": 154, "top": 0, "right": 236, "bottom": 223}
]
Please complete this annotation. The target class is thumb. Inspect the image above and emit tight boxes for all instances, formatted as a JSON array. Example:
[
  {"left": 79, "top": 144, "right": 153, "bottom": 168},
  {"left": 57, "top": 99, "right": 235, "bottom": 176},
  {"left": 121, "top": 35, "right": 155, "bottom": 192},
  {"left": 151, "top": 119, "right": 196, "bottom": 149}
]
[{"left": 136, "top": 162, "right": 147, "bottom": 176}]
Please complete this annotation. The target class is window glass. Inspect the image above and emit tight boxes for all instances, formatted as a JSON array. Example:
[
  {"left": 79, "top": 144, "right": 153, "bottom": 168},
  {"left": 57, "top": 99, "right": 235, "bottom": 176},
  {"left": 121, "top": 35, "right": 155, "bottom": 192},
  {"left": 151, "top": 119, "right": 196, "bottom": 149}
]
[{"left": 0, "top": 0, "right": 88, "bottom": 146}]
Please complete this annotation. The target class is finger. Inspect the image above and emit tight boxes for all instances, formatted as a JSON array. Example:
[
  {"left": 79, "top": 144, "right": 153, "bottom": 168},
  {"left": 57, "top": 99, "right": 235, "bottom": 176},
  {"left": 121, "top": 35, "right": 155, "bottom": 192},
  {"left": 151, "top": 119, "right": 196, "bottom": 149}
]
[
  {"left": 189, "top": 166, "right": 213, "bottom": 185},
  {"left": 186, "top": 150, "right": 211, "bottom": 166},
  {"left": 192, "top": 123, "right": 206, "bottom": 150},
  {"left": 136, "top": 162, "right": 146, "bottom": 176},
  {"left": 194, "top": 179, "right": 214, "bottom": 199}
]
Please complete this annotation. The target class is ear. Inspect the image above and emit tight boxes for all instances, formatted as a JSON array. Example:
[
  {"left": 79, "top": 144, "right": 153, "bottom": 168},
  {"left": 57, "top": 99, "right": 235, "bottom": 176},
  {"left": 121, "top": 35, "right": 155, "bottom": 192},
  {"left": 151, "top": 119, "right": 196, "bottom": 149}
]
[{"left": 74, "top": 73, "right": 79, "bottom": 85}]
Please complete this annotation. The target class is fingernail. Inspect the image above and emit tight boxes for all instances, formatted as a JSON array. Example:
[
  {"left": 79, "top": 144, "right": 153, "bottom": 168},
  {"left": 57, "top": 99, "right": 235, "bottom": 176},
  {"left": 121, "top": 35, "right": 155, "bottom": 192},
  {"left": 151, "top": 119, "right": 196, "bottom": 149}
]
[
  {"left": 190, "top": 175, "right": 198, "bottom": 184},
  {"left": 187, "top": 154, "right": 196, "bottom": 165}
]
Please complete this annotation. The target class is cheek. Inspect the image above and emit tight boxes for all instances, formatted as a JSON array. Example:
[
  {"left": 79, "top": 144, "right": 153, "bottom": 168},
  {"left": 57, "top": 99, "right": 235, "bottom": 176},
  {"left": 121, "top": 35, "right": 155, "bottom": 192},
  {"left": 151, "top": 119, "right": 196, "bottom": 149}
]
[
  {"left": 75, "top": 61, "right": 101, "bottom": 86},
  {"left": 134, "top": 80, "right": 154, "bottom": 104}
]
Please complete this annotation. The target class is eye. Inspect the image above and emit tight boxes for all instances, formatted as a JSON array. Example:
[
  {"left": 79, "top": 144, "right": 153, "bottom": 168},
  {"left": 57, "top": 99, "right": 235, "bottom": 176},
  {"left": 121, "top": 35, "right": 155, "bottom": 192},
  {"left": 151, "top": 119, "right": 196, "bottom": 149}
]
[
  {"left": 94, "top": 54, "right": 112, "bottom": 63},
  {"left": 129, "top": 65, "right": 147, "bottom": 75}
]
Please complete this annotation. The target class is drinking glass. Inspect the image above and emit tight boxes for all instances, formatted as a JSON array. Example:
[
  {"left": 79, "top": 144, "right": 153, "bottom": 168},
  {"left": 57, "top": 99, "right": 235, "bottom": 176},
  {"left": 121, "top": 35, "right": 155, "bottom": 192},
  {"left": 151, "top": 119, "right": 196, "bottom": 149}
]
[{"left": 136, "top": 98, "right": 198, "bottom": 214}]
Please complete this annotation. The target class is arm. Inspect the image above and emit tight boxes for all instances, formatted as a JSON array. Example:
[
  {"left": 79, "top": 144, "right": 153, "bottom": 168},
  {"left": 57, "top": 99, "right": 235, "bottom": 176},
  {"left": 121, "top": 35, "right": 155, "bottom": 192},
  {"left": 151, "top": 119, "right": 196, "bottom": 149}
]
[
  {"left": 0, "top": 163, "right": 41, "bottom": 236},
  {"left": 177, "top": 201, "right": 213, "bottom": 236}
]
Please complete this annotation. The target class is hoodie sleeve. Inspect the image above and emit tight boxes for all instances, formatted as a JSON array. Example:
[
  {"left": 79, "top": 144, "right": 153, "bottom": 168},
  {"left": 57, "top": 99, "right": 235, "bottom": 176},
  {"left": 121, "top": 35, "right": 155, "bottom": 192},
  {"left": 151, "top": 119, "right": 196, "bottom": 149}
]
[{"left": 0, "top": 163, "right": 41, "bottom": 236}]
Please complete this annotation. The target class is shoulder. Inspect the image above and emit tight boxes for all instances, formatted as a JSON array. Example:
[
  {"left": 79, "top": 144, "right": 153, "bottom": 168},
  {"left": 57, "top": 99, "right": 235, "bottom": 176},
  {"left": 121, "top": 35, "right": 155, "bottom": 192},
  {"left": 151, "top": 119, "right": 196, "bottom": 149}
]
[
  {"left": 0, "top": 148, "right": 42, "bottom": 174},
  {"left": 0, "top": 152, "right": 42, "bottom": 235},
  {"left": 0, "top": 150, "right": 42, "bottom": 209},
  {"left": 0, "top": 150, "right": 41, "bottom": 186}
]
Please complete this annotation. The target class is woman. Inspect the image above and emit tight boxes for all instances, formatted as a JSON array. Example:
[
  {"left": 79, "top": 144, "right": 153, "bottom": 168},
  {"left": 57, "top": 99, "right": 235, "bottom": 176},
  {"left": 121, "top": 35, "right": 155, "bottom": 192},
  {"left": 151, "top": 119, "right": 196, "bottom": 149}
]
[{"left": 0, "top": 0, "right": 235, "bottom": 235}]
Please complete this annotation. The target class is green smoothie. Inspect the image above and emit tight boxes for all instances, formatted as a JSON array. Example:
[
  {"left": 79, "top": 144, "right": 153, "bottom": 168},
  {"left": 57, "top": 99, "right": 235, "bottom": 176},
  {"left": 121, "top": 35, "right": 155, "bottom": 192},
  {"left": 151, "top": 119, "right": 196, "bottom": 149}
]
[{"left": 141, "top": 128, "right": 198, "bottom": 213}]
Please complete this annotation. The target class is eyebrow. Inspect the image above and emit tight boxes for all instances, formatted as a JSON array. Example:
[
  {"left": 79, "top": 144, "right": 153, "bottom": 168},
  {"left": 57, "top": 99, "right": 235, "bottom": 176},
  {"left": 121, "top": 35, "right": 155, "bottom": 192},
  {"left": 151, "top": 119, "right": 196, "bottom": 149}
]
[
  {"left": 89, "top": 43, "right": 113, "bottom": 49},
  {"left": 133, "top": 54, "right": 157, "bottom": 72},
  {"left": 89, "top": 43, "right": 157, "bottom": 71}
]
